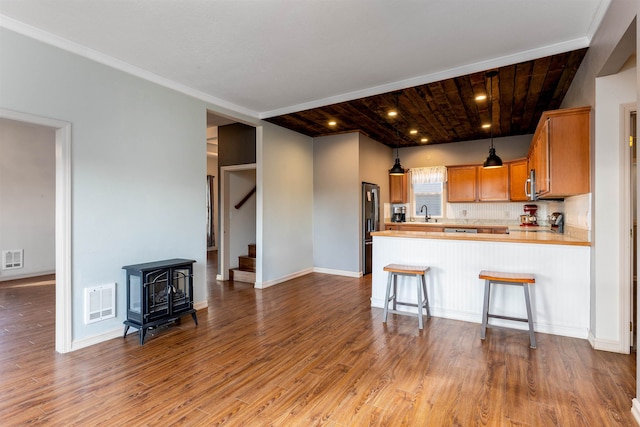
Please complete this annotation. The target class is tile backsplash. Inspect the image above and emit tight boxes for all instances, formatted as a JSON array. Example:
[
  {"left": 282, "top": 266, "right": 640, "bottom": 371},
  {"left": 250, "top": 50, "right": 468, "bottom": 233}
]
[
  {"left": 385, "top": 193, "right": 591, "bottom": 230},
  {"left": 444, "top": 201, "right": 563, "bottom": 225}
]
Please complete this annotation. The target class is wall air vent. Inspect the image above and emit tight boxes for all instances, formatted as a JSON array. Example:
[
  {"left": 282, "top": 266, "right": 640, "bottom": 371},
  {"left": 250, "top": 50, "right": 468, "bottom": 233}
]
[
  {"left": 2, "top": 249, "right": 24, "bottom": 270},
  {"left": 85, "top": 283, "right": 116, "bottom": 324}
]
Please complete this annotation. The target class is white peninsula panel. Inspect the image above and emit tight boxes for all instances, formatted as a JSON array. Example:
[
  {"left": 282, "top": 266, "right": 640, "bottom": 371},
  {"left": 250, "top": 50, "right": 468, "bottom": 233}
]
[{"left": 372, "top": 235, "right": 590, "bottom": 339}]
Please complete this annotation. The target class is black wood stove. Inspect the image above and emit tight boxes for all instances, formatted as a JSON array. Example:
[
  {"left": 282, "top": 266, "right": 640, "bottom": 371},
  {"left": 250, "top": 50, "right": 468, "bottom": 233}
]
[{"left": 122, "top": 258, "right": 197, "bottom": 345}]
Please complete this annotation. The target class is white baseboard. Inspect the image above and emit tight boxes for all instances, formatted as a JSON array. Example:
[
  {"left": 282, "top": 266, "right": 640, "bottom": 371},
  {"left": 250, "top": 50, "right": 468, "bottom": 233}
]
[
  {"left": 255, "top": 267, "right": 363, "bottom": 289},
  {"left": 0, "top": 270, "right": 56, "bottom": 282},
  {"left": 313, "top": 267, "right": 362, "bottom": 278},
  {"left": 371, "top": 298, "right": 589, "bottom": 340},
  {"left": 632, "top": 399, "right": 640, "bottom": 425},
  {"left": 255, "top": 268, "right": 314, "bottom": 289},
  {"left": 194, "top": 300, "right": 208, "bottom": 310},
  {"left": 588, "top": 329, "right": 596, "bottom": 348},
  {"left": 71, "top": 305, "right": 208, "bottom": 352},
  {"left": 588, "top": 329, "right": 626, "bottom": 353},
  {"left": 71, "top": 326, "right": 124, "bottom": 351}
]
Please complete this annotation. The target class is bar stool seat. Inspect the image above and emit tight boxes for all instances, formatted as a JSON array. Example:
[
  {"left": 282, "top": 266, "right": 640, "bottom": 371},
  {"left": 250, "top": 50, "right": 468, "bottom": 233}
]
[
  {"left": 382, "top": 264, "right": 431, "bottom": 329},
  {"left": 479, "top": 270, "right": 536, "bottom": 348}
]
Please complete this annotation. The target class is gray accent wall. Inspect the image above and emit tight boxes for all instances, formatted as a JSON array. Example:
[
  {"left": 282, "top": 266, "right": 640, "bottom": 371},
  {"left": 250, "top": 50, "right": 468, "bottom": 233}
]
[
  {"left": 399, "top": 134, "right": 532, "bottom": 168},
  {"left": 219, "top": 123, "right": 256, "bottom": 167},
  {"left": 313, "top": 133, "right": 360, "bottom": 273},
  {"left": 258, "top": 122, "right": 314, "bottom": 287}
]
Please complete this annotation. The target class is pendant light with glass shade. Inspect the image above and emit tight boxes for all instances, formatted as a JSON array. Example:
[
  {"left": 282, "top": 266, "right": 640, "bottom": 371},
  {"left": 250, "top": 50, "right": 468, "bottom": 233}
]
[
  {"left": 483, "top": 70, "right": 503, "bottom": 168},
  {"left": 389, "top": 93, "right": 405, "bottom": 175}
]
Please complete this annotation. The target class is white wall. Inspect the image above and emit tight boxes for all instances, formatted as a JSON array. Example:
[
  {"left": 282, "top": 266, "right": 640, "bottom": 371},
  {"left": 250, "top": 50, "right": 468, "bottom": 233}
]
[
  {"left": 229, "top": 169, "right": 256, "bottom": 267},
  {"left": 0, "top": 28, "right": 208, "bottom": 344},
  {"left": 593, "top": 57, "right": 637, "bottom": 346},
  {"left": 560, "top": 0, "right": 637, "bottom": 353},
  {"left": 257, "top": 122, "right": 314, "bottom": 287},
  {"left": 0, "top": 118, "right": 55, "bottom": 280},
  {"left": 313, "top": 133, "right": 360, "bottom": 275}
]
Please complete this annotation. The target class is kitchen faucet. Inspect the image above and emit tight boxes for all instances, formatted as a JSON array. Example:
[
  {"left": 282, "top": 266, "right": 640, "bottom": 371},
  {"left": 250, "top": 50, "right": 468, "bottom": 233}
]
[{"left": 420, "top": 205, "right": 430, "bottom": 222}]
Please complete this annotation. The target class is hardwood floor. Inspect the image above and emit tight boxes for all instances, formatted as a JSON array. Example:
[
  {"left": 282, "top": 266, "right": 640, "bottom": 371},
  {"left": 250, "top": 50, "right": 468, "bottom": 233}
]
[{"left": 0, "top": 263, "right": 637, "bottom": 426}]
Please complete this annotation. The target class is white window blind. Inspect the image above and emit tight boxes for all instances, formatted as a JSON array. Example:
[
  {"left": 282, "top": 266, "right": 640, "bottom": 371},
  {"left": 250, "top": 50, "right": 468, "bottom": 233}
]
[
  {"left": 410, "top": 166, "right": 446, "bottom": 218},
  {"left": 413, "top": 182, "right": 444, "bottom": 217}
]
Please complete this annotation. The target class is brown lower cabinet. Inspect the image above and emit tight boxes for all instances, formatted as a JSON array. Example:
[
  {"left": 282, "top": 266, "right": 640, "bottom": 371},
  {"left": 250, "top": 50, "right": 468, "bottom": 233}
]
[
  {"left": 386, "top": 224, "right": 444, "bottom": 232},
  {"left": 385, "top": 224, "right": 508, "bottom": 234}
]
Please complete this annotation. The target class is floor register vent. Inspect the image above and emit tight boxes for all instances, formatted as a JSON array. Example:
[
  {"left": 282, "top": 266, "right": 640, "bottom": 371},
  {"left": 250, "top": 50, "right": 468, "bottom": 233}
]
[{"left": 85, "top": 283, "right": 116, "bottom": 324}]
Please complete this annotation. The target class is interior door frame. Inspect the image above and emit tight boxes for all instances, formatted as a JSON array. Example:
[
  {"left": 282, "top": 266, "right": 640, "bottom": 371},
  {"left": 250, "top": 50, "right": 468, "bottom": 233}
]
[
  {"left": 0, "top": 109, "right": 72, "bottom": 353},
  {"left": 218, "top": 163, "right": 257, "bottom": 282},
  {"left": 622, "top": 102, "right": 636, "bottom": 352}
]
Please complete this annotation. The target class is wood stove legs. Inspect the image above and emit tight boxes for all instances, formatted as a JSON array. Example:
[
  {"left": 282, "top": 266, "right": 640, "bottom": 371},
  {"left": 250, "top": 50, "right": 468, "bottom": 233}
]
[{"left": 123, "top": 310, "right": 198, "bottom": 345}]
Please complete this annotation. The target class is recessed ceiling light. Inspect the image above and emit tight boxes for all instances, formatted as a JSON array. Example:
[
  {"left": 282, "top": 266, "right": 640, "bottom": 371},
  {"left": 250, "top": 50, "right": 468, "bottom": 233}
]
[
  {"left": 482, "top": 123, "right": 491, "bottom": 129},
  {"left": 421, "top": 138, "right": 428, "bottom": 143},
  {"left": 409, "top": 129, "right": 418, "bottom": 134},
  {"left": 328, "top": 121, "right": 337, "bottom": 126},
  {"left": 476, "top": 95, "right": 487, "bottom": 101},
  {"left": 388, "top": 110, "right": 397, "bottom": 117}
]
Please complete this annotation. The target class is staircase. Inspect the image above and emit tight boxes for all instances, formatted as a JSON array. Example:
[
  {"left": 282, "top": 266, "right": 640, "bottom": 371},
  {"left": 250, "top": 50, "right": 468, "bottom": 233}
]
[{"left": 230, "top": 244, "right": 256, "bottom": 284}]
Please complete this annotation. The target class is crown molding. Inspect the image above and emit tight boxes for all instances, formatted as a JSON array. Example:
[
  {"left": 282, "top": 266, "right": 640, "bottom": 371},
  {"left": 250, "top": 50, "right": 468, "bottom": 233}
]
[{"left": 0, "top": 15, "right": 260, "bottom": 120}]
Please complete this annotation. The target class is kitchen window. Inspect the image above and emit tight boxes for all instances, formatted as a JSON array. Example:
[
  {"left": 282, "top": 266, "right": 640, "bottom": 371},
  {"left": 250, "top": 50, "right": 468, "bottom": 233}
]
[
  {"left": 409, "top": 166, "right": 446, "bottom": 219},
  {"left": 412, "top": 182, "right": 444, "bottom": 218}
]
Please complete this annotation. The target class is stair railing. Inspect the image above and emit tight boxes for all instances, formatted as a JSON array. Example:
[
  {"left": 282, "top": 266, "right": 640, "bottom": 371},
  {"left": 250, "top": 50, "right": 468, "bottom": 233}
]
[{"left": 234, "top": 186, "right": 256, "bottom": 210}]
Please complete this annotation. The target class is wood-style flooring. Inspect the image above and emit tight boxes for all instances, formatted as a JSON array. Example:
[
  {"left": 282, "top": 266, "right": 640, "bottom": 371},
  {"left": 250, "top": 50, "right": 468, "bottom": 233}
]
[{"left": 0, "top": 257, "right": 637, "bottom": 426}]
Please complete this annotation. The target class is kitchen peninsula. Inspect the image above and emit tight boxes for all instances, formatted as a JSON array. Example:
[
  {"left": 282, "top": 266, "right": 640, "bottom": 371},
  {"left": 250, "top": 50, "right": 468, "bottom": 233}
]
[{"left": 371, "top": 229, "right": 591, "bottom": 339}]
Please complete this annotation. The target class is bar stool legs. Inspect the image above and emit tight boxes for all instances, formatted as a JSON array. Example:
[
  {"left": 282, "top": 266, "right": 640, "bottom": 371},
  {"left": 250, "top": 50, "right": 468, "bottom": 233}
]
[
  {"left": 479, "top": 270, "right": 536, "bottom": 348},
  {"left": 382, "top": 264, "right": 430, "bottom": 329}
]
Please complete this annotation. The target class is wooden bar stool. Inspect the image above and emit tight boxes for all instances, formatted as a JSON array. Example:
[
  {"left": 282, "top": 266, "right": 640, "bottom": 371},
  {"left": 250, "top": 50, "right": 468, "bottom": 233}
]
[
  {"left": 479, "top": 270, "right": 536, "bottom": 348},
  {"left": 382, "top": 264, "right": 431, "bottom": 329}
]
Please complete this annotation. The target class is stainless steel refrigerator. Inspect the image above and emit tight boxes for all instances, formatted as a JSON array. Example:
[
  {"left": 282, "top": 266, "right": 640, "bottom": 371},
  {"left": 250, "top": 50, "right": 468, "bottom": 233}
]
[{"left": 362, "top": 182, "right": 380, "bottom": 275}]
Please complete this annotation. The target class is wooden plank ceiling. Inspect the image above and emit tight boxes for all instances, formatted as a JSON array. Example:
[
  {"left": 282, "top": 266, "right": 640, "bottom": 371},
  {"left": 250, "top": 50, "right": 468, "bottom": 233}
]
[{"left": 264, "top": 48, "right": 588, "bottom": 148}]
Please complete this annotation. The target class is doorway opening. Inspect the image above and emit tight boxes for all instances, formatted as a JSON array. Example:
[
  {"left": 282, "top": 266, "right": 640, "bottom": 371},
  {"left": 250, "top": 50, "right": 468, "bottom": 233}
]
[
  {"left": 0, "top": 109, "right": 72, "bottom": 353},
  {"left": 219, "top": 164, "right": 257, "bottom": 283}
]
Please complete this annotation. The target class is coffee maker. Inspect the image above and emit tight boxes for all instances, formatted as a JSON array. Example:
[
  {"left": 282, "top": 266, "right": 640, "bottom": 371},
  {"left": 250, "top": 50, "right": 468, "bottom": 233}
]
[
  {"left": 520, "top": 204, "right": 538, "bottom": 226},
  {"left": 548, "top": 212, "right": 564, "bottom": 233},
  {"left": 392, "top": 206, "right": 406, "bottom": 222}
]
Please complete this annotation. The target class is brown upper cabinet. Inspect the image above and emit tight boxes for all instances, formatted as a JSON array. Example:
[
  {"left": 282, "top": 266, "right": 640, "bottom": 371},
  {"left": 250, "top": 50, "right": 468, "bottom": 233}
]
[
  {"left": 448, "top": 160, "right": 526, "bottom": 203},
  {"left": 508, "top": 158, "right": 529, "bottom": 201},
  {"left": 528, "top": 106, "right": 591, "bottom": 199},
  {"left": 478, "top": 165, "right": 509, "bottom": 201},
  {"left": 447, "top": 165, "right": 477, "bottom": 202},
  {"left": 389, "top": 173, "right": 408, "bottom": 203}
]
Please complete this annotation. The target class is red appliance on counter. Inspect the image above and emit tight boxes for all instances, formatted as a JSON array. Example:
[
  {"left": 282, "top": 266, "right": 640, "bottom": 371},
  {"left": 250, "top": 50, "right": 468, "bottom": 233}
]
[{"left": 520, "top": 204, "right": 538, "bottom": 226}]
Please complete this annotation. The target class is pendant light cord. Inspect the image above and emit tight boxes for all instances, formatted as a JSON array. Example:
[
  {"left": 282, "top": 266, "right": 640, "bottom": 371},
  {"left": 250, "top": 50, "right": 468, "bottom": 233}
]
[{"left": 489, "top": 71, "right": 495, "bottom": 150}]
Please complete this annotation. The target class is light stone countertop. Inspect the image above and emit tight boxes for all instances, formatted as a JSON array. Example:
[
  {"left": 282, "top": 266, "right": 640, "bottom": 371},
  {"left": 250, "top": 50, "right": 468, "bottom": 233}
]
[
  {"left": 384, "top": 220, "right": 522, "bottom": 228},
  {"left": 371, "top": 229, "right": 590, "bottom": 246}
]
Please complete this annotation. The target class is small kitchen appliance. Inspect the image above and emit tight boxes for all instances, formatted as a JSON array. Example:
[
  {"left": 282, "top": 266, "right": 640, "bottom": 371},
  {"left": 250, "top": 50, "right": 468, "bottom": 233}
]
[
  {"left": 520, "top": 204, "right": 538, "bottom": 226},
  {"left": 392, "top": 206, "right": 406, "bottom": 223},
  {"left": 548, "top": 212, "right": 564, "bottom": 233}
]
